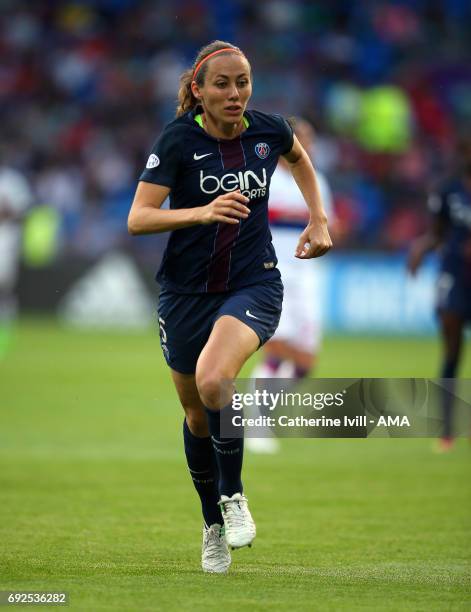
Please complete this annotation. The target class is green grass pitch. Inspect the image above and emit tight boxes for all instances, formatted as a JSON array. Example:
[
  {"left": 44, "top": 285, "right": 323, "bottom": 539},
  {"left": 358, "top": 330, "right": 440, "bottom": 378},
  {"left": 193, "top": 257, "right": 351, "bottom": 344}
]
[{"left": 0, "top": 319, "right": 470, "bottom": 611}]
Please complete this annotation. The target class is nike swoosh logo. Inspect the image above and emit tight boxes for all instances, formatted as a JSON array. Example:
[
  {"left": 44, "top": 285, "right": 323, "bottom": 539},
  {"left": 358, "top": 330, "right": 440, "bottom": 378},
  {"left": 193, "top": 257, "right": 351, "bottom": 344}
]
[
  {"left": 193, "top": 152, "right": 213, "bottom": 160},
  {"left": 245, "top": 310, "right": 260, "bottom": 320}
]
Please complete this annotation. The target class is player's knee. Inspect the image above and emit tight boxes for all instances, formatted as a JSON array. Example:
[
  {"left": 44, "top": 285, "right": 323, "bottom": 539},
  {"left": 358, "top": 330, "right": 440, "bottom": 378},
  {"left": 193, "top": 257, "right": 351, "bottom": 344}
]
[
  {"left": 196, "top": 370, "right": 232, "bottom": 410},
  {"left": 196, "top": 372, "right": 220, "bottom": 409}
]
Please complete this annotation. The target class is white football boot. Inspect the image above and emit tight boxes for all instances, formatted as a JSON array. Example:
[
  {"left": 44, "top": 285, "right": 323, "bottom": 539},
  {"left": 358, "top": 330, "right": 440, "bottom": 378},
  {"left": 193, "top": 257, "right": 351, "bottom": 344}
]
[
  {"left": 218, "top": 493, "right": 256, "bottom": 549},
  {"left": 201, "top": 523, "right": 231, "bottom": 573}
]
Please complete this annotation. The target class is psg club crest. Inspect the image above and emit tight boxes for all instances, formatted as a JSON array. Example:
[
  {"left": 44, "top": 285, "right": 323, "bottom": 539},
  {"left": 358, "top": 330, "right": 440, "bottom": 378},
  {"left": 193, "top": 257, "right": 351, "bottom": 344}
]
[{"left": 255, "top": 142, "right": 270, "bottom": 159}]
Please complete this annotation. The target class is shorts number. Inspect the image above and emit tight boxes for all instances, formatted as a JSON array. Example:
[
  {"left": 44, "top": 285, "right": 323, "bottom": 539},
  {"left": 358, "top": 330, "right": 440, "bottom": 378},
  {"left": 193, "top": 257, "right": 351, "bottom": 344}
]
[{"left": 158, "top": 317, "right": 167, "bottom": 343}]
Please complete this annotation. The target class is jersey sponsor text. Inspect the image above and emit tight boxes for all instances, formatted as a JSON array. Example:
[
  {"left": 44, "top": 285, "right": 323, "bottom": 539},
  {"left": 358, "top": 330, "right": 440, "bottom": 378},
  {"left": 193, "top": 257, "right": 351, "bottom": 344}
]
[{"left": 200, "top": 168, "right": 267, "bottom": 198}]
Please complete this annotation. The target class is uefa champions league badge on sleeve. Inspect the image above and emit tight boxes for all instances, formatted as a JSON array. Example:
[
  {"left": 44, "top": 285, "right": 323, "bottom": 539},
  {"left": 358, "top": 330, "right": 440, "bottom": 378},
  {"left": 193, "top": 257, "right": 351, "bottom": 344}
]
[
  {"left": 255, "top": 143, "right": 270, "bottom": 159},
  {"left": 146, "top": 154, "right": 160, "bottom": 169}
]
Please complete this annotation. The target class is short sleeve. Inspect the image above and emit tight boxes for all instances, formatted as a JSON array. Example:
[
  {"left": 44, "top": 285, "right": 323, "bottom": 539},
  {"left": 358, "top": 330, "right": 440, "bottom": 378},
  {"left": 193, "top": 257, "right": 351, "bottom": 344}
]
[
  {"left": 273, "top": 114, "right": 294, "bottom": 155},
  {"left": 427, "top": 191, "right": 449, "bottom": 221},
  {"left": 139, "top": 124, "right": 185, "bottom": 188}
]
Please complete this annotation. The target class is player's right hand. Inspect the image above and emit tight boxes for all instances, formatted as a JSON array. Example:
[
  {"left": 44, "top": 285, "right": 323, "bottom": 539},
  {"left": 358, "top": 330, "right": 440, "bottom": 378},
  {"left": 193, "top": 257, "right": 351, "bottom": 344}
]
[{"left": 199, "top": 190, "right": 250, "bottom": 225}]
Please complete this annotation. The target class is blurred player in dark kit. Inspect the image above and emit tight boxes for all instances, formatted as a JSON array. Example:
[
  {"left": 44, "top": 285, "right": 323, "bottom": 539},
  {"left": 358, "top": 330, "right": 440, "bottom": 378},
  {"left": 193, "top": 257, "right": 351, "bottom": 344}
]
[
  {"left": 408, "top": 133, "right": 471, "bottom": 451},
  {"left": 128, "top": 41, "right": 331, "bottom": 572}
]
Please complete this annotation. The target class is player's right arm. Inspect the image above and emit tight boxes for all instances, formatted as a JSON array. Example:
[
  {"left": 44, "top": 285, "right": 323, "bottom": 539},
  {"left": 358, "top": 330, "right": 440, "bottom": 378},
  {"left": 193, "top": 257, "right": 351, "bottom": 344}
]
[{"left": 128, "top": 183, "right": 250, "bottom": 235}]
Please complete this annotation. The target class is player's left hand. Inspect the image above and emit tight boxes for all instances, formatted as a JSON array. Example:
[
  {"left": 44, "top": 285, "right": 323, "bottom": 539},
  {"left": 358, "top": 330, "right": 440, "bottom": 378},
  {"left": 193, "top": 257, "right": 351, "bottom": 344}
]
[{"left": 295, "top": 220, "right": 332, "bottom": 259}]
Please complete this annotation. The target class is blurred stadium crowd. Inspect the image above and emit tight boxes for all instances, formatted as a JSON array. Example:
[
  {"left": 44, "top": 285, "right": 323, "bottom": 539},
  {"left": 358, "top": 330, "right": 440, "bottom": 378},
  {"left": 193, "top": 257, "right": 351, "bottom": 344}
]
[{"left": 1, "top": 0, "right": 470, "bottom": 262}]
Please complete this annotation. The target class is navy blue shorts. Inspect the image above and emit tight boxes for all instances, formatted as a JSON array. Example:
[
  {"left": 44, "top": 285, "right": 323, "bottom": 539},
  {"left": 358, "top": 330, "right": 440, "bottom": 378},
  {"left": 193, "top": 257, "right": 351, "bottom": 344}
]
[
  {"left": 157, "top": 278, "right": 284, "bottom": 374},
  {"left": 436, "top": 271, "right": 471, "bottom": 321}
]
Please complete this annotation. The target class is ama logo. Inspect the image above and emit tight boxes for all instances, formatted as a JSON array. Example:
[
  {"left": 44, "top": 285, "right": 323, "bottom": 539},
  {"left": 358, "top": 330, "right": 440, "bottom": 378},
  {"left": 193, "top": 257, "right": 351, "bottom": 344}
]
[{"left": 255, "top": 142, "right": 270, "bottom": 159}]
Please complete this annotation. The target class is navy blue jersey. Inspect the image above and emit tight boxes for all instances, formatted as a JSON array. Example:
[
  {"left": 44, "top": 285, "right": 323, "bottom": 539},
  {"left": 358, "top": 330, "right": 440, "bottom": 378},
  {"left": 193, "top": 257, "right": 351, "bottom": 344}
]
[
  {"left": 428, "top": 178, "right": 471, "bottom": 284},
  {"left": 139, "top": 108, "right": 293, "bottom": 293}
]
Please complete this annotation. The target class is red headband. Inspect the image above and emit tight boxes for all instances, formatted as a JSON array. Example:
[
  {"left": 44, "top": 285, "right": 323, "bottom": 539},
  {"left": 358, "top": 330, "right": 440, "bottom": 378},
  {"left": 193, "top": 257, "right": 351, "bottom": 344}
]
[{"left": 192, "top": 48, "right": 242, "bottom": 81}]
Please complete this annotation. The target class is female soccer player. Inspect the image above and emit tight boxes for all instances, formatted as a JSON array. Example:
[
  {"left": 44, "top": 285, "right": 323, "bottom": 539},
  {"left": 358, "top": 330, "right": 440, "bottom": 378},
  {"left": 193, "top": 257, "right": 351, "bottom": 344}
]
[
  {"left": 408, "top": 134, "right": 471, "bottom": 451},
  {"left": 128, "top": 41, "right": 331, "bottom": 573}
]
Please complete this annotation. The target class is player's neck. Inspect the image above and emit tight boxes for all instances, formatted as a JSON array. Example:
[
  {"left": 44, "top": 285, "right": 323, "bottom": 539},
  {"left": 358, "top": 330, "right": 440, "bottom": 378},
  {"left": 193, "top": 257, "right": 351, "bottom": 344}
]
[{"left": 201, "top": 112, "right": 245, "bottom": 140}]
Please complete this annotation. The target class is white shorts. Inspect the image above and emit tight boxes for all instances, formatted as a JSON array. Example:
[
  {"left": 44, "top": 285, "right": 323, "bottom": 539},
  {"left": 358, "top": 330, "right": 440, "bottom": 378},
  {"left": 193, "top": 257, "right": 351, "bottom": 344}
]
[{"left": 270, "top": 229, "right": 323, "bottom": 353}]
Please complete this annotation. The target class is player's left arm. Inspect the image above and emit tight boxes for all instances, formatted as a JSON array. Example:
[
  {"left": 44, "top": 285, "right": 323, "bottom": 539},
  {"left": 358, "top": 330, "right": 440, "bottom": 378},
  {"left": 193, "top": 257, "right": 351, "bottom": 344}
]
[{"left": 283, "top": 135, "right": 332, "bottom": 258}]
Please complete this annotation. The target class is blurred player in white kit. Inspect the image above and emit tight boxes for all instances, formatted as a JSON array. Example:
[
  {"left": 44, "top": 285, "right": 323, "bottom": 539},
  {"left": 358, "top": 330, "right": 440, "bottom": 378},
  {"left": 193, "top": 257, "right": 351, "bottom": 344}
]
[
  {"left": 0, "top": 163, "right": 33, "bottom": 357},
  {"left": 248, "top": 118, "right": 334, "bottom": 453}
]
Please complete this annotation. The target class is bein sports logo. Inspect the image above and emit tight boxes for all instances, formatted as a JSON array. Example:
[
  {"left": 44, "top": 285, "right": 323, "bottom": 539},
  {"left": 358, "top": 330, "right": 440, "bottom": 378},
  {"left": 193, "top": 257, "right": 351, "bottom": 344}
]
[
  {"left": 200, "top": 168, "right": 267, "bottom": 199},
  {"left": 255, "top": 142, "right": 270, "bottom": 159}
]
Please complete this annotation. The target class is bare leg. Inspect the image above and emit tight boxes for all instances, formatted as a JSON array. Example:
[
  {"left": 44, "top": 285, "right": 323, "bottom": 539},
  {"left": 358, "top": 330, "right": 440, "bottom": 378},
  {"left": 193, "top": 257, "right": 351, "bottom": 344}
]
[
  {"left": 195, "top": 315, "right": 259, "bottom": 496},
  {"left": 196, "top": 315, "right": 260, "bottom": 409},
  {"left": 264, "top": 338, "right": 315, "bottom": 376}
]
